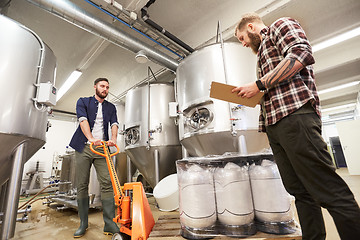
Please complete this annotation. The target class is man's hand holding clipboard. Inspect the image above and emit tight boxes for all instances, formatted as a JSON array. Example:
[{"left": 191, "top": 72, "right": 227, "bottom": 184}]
[{"left": 209, "top": 81, "right": 264, "bottom": 108}]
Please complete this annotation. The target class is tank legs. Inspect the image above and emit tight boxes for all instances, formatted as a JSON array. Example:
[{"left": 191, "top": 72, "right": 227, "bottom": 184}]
[
  {"left": 126, "top": 156, "right": 132, "bottom": 183},
  {"left": 238, "top": 135, "right": 248, "bottom": 155},
  {"left": 1, "top": 142, "right": 27, "bottom": 240},
  {"left": 154, "top": 149, "right": 159, "bottom": 186}
]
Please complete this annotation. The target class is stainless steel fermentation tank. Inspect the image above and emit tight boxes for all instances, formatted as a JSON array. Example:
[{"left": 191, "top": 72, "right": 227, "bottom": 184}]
[
  {"left": 124, "top": 83, "right": 182, "bottom": 188},
  {"left": 176, "top": 42, "right": 269, "bottom": 156},
  {"left": 0, "top": 15, "right": 56, "bottom": 239}
]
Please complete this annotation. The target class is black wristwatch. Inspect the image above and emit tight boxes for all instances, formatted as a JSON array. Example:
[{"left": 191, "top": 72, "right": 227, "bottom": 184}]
[{"left": 256, "top": 80, "right": 266, "bottom": 91}]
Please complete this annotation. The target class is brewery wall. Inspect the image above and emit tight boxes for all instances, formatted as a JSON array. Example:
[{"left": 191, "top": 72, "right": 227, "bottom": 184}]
[{"left": 22, "top": 118, "right": 78, "bottom": 180}]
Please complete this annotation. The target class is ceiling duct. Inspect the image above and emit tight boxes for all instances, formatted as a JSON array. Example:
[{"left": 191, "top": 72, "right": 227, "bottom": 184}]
[
  {"left": 141, "top": 0, "right": 194, "bottom": 54},
  {"left": 26, "top": 0, "right": 179, "bottom": 72}
]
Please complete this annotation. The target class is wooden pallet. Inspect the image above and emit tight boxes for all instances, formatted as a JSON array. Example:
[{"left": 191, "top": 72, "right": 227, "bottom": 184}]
[{"left": 148, "top": 214, "right": 302, "bottom": 240}]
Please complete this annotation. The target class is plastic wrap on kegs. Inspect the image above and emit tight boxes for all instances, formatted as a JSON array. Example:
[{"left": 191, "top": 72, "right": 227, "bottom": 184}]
[
  {"left": 214, "top": 162, "right": 254, "bottom": 226},
  {"left": 249, "top": 160, "right": 293, "bottom": 222},
  {"left": 178, "top": 163, "right": 217, "bottom": 229}
]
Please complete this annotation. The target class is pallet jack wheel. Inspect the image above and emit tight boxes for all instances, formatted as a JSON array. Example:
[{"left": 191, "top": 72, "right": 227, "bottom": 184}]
[{"left": 112, "top": 233, "right": 130, "bottom": 240}]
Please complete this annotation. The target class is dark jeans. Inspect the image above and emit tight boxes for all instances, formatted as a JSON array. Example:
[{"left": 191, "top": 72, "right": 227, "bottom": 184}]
[
  {"left": 75, "top": 144, "right": 114, "bottom": 200},
  {"left": 266, "top": 111, "right": 360, "bottom": 240}
]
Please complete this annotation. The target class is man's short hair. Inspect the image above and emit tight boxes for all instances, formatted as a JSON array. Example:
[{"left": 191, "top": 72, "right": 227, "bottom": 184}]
[
  {"left": 235, "top": 12, "right": 262, "bottom": 35},
  {"left": 94, "top": 78, "right": 109, "bottom": 85}
]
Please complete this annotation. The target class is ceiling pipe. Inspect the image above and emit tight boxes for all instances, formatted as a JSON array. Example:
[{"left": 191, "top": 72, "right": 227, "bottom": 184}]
[
  {"left": 141, "top": 0, "right": 195, "bottom": 54},
  {"left": 85, "top": 0, "right": 185, "bottom": 59},
  {"left": 26, "top": 0, "right": 179, "bottom": 72}
]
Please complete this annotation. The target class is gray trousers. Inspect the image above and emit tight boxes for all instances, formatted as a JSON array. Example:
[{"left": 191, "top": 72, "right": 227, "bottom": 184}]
[
  {"left": 75, "top": 145, "right": 114, "bottom": 200},
  {"left": 265, "top": 108, "right": 360, "bottom": 240}
]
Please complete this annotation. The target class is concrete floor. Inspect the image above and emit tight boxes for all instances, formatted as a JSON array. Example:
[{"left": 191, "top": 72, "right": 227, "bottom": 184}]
[
  {"left": 11, "top": 168, "right": 360, "bottom": 240},
  {"left": 12, "top": 195, "right": 173, "bottom": 240}
]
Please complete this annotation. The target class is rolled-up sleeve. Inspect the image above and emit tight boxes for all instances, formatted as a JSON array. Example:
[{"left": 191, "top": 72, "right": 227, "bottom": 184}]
[
  {"left": 109, "top": 105, "right": 119, "bottom": 128},
  {"left": 78, "top": 117, "right": 87, "bottom": 123},
  {"left": 111, "top": 122, "right": 119, "bottom": 128},
  {"left": 76, "top": 98, "right": 88, "bottom": 122},
  {"left": 272, "top": 18, "right": 315, "bottom": 67},
  {"left": 286, "top": 45, "right": 315, "bottom": 66}
]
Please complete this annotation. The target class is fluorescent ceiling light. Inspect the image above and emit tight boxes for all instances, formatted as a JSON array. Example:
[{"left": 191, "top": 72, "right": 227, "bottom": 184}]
[
  {"left": 318, "top": 81, "right": 360, "bottom": 95},
  {"left": 56, "top": 70, "right": 82, "bottom": 102},
  {"left": 321, "top": 103, "right": 356, "bottom": 113},
  {"left": 313, "top": 26, "right": 360, "bottom": 52}
]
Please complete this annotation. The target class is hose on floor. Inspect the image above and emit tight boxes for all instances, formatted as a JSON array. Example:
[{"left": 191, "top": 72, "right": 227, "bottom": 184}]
[{"left": 18, "top": 183, "right": 57, "bottom": 210}]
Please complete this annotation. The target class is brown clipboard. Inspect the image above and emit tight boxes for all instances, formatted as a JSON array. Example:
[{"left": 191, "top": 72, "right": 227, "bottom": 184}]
[{"left": 209, "top": 81, "right": 264, "bottom": 108}]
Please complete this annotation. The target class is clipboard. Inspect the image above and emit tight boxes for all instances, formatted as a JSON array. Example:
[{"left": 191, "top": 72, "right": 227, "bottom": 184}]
[{"left": 209, "top": 81, "right": 264, "bottom": 108}]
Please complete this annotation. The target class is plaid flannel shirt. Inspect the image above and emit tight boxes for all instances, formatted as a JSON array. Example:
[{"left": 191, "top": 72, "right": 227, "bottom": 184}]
[{"left": 257, "top": 17, "right": 321, "bottom": 132}]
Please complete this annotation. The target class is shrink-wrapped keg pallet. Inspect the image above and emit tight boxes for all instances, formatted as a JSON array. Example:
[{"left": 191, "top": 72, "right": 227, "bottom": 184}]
[
  {"left": 148, "top": 214, "right": 302, "bottom": 240},
  {"left": 170, "top": 153, "right": 302, "bottom": 239}
]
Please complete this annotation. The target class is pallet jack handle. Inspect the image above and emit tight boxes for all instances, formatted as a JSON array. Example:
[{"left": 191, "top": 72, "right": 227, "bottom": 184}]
[
  {"left": 90, "top": 141, "right": 124, "bottom": 199},
  {"left": 89, "top": 141, "right": 119, "bottom": 157}
]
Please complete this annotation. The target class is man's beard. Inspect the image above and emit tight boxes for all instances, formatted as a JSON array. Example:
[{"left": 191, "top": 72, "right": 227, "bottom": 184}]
[
  {"left": 96, "top": 88, "right": 108, "bottom": 99},
  {"left": 247, "top": 31, "right": 261, "bottom": 54}
]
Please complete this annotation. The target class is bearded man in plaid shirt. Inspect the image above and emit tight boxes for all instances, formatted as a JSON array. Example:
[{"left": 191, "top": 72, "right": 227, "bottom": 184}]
[{"left": 232, "top": 13, "right": 360, "bottom": 239}]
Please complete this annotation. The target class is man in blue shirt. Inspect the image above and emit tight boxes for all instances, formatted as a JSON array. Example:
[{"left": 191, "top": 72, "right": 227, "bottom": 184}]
[{"left": 69, "top": 78, "right": 120, "bottom": 238}]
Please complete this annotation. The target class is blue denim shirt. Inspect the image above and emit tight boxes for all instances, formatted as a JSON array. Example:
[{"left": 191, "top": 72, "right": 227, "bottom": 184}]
[{"left": 69, "top": 96, "right": 118, "bottom": 152}]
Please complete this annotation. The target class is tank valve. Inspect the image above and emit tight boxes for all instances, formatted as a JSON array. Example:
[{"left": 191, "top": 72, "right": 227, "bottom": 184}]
[
  {"left": 46, "top": 121, "right": 52, "bottom": 132},
  {"left": 149, "top": 123, "right": 162, "bottom": 134},
  {"left": 118, "top": 124, "right": 126, "bottom": 135},
  {"left": 231, "top": 105, "right": 243, "bottom": 111},
  {"left": 230, "top": 118, "right": 239, "bottom": 137}
]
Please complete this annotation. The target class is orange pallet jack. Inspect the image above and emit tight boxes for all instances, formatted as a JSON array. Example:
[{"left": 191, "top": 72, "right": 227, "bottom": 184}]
[{"left": 90, "top": 141, "right": 155, "bottom": 240}]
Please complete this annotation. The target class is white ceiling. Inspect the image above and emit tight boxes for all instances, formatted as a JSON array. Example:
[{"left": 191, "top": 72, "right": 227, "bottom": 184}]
[{"left": 2, "top": 0, "right": 360, "bottom": 119}]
